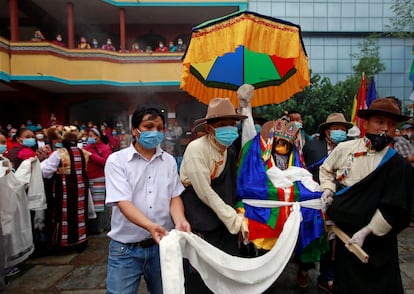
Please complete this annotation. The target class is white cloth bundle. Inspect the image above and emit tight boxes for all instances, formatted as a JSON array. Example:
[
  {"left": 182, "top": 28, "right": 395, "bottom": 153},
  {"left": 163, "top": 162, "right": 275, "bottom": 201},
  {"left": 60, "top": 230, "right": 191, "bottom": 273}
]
[{"left": 160, "top": 202, "right": 302, "bottom": 294}]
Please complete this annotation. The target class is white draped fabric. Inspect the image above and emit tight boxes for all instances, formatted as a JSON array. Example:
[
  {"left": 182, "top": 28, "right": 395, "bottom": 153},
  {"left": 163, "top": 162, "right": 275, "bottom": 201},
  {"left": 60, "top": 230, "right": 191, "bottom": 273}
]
[
  {"left": 0, "top": 158, "right": 46, "bottom": 267},
  {"left": 160, "top": 202, "right": 306, "bottom": 294}
]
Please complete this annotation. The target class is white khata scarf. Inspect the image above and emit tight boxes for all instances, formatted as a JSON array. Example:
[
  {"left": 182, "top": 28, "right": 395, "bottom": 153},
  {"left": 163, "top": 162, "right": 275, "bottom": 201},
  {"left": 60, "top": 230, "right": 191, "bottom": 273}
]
[{"left": 160, "top": 201, "right": 320, "bottom": 294}]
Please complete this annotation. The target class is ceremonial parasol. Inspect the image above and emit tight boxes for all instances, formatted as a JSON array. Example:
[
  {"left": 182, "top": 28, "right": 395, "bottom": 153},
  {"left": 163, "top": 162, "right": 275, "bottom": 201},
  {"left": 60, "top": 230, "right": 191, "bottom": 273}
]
[{"left": 180, "top": 10, "right": 310, "bottom": 107}]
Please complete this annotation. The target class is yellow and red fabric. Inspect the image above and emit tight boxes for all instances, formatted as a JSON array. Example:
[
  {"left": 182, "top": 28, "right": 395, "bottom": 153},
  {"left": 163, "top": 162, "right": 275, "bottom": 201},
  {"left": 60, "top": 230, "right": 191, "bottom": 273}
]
[{"left": 181, "top": 10, "right": 310, "bottom": 107}]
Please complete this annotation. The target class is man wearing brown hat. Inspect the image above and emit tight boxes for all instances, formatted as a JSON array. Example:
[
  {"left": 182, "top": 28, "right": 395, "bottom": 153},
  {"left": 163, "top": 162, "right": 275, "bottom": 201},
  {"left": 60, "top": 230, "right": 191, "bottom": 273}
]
[
  {"left": 180, "top": 97, "right": 249, "bottom": 293},
  {"left": 319, "top": 98, "right": 414, "bottom": 294},
  {"left": 303, "top": 113, "right": 353, "bottom": 184}
]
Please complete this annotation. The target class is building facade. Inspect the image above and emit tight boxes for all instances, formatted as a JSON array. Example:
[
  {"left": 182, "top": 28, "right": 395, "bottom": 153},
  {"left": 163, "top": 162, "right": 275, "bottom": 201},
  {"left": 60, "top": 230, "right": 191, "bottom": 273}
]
[{"left": 249, "top": 0, "right": 413, "bottom": 112}]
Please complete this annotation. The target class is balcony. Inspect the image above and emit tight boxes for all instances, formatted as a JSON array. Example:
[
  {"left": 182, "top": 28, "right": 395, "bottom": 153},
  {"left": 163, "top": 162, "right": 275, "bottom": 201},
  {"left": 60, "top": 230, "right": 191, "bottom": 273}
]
[{"left": 0, "top": 37, "right": 185, "bottom": 94}]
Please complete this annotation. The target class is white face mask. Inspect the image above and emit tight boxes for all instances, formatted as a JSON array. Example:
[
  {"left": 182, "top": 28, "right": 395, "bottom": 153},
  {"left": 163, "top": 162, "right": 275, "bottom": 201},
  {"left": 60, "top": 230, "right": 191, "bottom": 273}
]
[
  {"left": 107, "top": 41, "right": 112, "bottom": 45},
  {"left": 178, "top": 41, "right": 183, "bottom": 45},
  {"left": 36, "top": 134, "right": 44, "bottom": 140}
]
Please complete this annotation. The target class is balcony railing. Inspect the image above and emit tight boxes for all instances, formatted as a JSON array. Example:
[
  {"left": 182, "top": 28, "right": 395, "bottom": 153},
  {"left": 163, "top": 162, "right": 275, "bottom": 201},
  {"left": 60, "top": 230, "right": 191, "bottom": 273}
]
[{"left": 0, "top": 37, "right": 184, "bottom": 87}]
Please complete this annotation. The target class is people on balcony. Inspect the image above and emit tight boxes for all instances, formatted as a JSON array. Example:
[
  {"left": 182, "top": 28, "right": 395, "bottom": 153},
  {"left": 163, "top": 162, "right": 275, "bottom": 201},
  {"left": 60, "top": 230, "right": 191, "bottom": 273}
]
[
  {"left": 31, "top": 29, "right": 46, "bottom": 42},
  {"left": 168, "top": 41, "right": 177, "bottom": 52},
  {"left": 77, "top": 37, "right": 91, "bottom": 49},
  {"left": 145, "top": 45, "right": 153, "bottom": 53},
  {"left": 155, "top": 41, "right": 168, "bottom": 53},
  {"left": 91, "top": 38, "right": 99, "bottom": 49},
  {"left": 131, "top": 42, "right": 143, "bottom": 53},
  {"left": 102, "top": 38, "right": 116, "bottom": 51},
  {"left": 176, "top": 37, "right": 186, "bottom": 52},
  {"left": 51, "top": 34, "right": 66, "bottom": 47}
]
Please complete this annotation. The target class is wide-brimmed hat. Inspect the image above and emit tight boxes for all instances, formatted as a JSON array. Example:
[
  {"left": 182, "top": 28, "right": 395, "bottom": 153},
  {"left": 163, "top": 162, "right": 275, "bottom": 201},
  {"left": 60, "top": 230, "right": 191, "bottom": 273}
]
[
  {"left": 347, "top": 125, "right": 361, "bottom": 138},
  {"left": 318, "top": 113, "right": 353, "bottom": 133},
  {"left": 357, "top": 97, "right": 411, "bottom": 122},
  {"left": 400, "top": 123, "right": 414, "bottom": 130},
  {"left": 198, "top": 98, "right": 247, "bottom": 123}
]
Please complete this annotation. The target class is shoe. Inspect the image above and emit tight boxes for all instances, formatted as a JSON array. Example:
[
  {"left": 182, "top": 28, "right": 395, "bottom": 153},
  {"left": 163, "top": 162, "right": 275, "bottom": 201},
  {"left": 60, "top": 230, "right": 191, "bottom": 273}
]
[
  {"left": 296, "top": 270, "right": 309, "bottom": 288},
  {"left": 318, "top": 280, "right": 333, "bottom": 294},
  {"left": 4, "top": 266, "right": 20, "bottom": 277}
]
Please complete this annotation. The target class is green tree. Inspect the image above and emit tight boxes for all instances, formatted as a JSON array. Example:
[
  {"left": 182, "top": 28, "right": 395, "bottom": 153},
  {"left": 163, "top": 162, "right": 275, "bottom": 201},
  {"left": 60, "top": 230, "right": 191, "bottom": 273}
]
[
  {"left": 254, "top": 35, "right": 385, "bottom": 134},
  {"left": 351, "top": 35, "right": 386, "bottom": 79},
  {"left": 385, "top": 0, "right": 414, "bottom": 38}
]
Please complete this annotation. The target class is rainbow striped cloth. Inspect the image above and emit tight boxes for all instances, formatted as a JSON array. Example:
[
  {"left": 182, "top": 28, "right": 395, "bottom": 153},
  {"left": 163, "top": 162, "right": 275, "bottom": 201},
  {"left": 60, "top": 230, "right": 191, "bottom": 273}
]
[{"left": 236, "top": 134, "right": 328, "bottom": 262}]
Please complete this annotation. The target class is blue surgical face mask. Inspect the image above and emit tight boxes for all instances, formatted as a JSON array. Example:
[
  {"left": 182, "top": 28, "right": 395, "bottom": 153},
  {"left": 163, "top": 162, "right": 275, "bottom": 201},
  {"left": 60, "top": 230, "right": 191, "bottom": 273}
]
[
  {"left": 0, "top": 144, "right": 6, "bottom": 154},
  {"left": 329, "top": 130, "right": 347, "bottom": 144},
  {"left": 214, "top": 126, "right": 239, "bottom": 147},
  {"left": 87, "top": 137, "right": 96, "bottom": 145},
  {"left": 55, "top": 142, "right": 63, "bottom": 148},
  {"left": 112, "top": 131, "right": 117, "bottom": 136},
  {"left": 22, "top": 138, "right": 36, "bottom": 147},
  {"left": 137, "top": 129, "right": 164, "bottom": 149}
]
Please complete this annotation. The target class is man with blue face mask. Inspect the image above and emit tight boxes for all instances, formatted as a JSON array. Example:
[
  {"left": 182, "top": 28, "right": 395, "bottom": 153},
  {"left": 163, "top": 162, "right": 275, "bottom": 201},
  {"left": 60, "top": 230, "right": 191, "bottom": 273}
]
[
  {"left": 301, "top": 112, "right": 353, "bottom": 292},
  {"left": 180, "top": 97, "right": 249, "bottom": 293},
  {"left": 104, "top": 106, "right": 191, "bottom": 294}
]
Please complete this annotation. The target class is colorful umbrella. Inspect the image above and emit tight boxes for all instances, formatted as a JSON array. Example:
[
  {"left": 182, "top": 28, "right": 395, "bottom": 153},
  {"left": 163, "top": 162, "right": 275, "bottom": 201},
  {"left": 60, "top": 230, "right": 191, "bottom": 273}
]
[{"left": 180, "top": 10, "right": 310, "bottom": 107}]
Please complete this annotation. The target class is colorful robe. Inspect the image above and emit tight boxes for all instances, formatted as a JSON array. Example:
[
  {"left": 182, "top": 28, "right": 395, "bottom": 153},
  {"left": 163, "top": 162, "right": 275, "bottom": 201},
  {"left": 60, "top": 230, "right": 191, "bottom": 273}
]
[
  {"left": 49, "top": 147, "right": 89, "bottom": 248},
  {"left": 237, "top": 133, "right": 328, "bottom": 262}
]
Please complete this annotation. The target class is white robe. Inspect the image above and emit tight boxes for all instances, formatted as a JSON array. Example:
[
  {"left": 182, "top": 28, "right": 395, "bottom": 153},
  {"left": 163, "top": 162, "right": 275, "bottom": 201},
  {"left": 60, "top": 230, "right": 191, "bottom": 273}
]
[{"left": 0, "top": 158, "right": 46, "bottom": 268}]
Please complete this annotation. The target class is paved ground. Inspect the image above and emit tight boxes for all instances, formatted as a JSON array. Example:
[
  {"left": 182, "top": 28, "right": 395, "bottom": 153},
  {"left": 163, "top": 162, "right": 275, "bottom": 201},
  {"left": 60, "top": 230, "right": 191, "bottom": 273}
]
[{"left": 2, "top": 227, "right": 414, "bottom": 293}]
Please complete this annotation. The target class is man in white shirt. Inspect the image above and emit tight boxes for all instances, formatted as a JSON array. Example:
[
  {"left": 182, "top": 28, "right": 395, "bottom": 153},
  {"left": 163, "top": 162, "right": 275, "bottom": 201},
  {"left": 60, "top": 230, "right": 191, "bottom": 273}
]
[{"left": 105, "top": 107, "right": 191, "bottom": 294}]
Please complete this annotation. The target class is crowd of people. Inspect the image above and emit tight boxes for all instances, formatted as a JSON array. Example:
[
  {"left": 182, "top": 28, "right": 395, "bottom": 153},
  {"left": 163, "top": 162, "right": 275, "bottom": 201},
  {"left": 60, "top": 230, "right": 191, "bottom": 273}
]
[
  {"left": 1, "top": 90, "right": 413, "bottom": 294},
  {"left": 31, "top": 28, "right": 187, "bottom": 53}
]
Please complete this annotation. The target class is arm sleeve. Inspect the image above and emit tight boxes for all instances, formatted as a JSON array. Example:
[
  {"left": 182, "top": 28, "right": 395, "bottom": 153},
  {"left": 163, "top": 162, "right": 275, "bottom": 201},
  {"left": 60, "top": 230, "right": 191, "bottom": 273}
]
[
  {"left": 367, "top": 209, "right": 392, "bottom": 236},
  {"left": 40, "top": 151, "right": 61, "bottom": 179},
  {"left": 104, "top": 154, "right": 132, "bottom": 205},
  {"left": 319, "top": 149, "right": 339, "bottom": 192}
]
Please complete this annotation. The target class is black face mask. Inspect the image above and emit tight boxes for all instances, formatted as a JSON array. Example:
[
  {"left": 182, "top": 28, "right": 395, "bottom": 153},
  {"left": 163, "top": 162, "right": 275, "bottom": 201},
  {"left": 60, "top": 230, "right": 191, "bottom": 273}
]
[{"left": 365, "top": 133, "right": 393, "bottom": 151}]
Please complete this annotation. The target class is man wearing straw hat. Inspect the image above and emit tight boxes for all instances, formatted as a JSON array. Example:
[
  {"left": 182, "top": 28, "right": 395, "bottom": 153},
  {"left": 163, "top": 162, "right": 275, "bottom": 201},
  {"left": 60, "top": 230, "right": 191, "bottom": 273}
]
[
  {"left": 180, "top": 97, "right": 249, "bottom": 293},
  {"left": 319, "top": 98, "right": 414, "bottom": 294}
]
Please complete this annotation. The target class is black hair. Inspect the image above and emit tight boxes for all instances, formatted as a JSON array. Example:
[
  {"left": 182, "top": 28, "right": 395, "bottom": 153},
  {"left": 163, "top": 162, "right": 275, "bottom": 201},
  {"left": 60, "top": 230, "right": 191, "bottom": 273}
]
[
  {"left": 14, "top": 128, "right": 33, "bottom": 142},
  {"left": 131, "top": 107, "right": 165, "bottom": 129}
]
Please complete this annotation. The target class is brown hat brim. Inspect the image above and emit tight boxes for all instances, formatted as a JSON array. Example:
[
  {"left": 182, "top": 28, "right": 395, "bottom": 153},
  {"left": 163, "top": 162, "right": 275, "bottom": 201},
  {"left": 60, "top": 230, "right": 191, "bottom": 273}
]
[
  {"left": 357, "top": 109, "right": 411, "bottom": 123},
  {"left": 318, "top": 121, "right": 353, "bottom": 133},
  {"left": 197, "top": 114, "right": 247, "bottom": 124}
]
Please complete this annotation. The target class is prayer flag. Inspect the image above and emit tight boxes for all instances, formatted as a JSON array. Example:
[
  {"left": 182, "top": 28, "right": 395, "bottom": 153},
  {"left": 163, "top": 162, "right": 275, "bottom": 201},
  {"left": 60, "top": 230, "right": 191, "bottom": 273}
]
[
  {"left": 410, "top": 59, "right": 414, "bottom": 86},
  {"left": 366, "top": 77, "right": 377, "bottom": 107},
  {"left": 352, "top": 73, "right": 367, "bottom": 136}
]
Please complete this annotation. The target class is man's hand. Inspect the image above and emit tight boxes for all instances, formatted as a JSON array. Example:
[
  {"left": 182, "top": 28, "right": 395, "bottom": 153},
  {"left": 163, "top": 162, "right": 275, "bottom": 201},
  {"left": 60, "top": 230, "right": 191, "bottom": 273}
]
[
  {"left": 36, "top": 146, "right": 50, "bottom": 161},
  {"left": 148, "top": 223, "right": 169, "bottom": 243},
  {"left": 240, "top": 217, "right": 249, "bottom": 244},
  {"left": 347, "top": 226, "right": 372, "bottom": 248},
  {"left": 175, "top": 220, "right": 191, "bottom": 233},
  {"left": 321, "top": 189, "right": 334, "bottom": 212}
]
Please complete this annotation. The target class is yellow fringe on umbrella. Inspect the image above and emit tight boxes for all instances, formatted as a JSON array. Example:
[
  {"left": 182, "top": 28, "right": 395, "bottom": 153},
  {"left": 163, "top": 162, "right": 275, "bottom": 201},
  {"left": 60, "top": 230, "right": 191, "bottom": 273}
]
[
  {"left": 183, "top": 12, "right": 304, "bottom": 63},
  {"left": 180, "top": 11, "right": 310, "bottom": 107}
]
